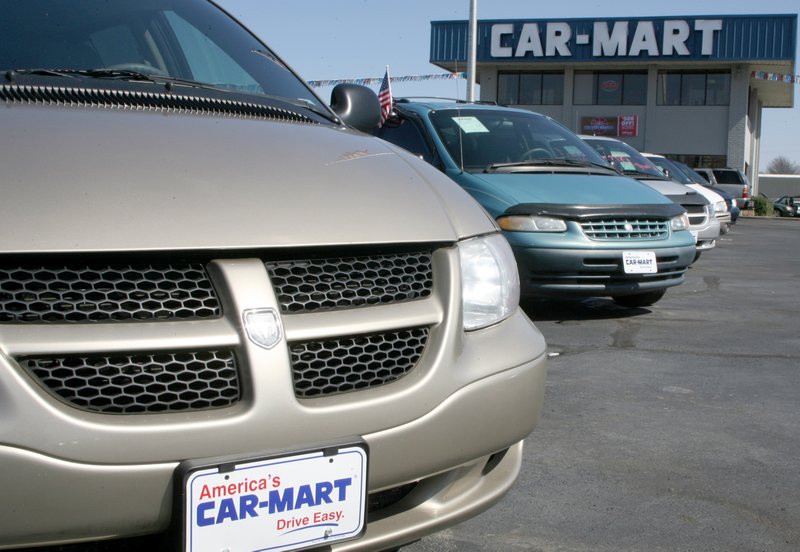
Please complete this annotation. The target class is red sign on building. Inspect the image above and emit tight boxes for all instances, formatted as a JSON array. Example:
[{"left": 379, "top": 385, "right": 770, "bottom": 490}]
[{"left": 618, "top": 115, "right": 639, "bottom": 137}]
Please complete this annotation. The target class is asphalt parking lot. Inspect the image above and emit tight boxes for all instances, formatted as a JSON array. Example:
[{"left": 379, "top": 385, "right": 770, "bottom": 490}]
[{"left": 408, "top": 217, "right": 800, "bottom": 552}]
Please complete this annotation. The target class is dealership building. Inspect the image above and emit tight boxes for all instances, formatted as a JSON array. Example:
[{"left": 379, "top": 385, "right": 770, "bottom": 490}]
[{"left": 429, "top": 14, "right": 797, "bottom": 190}]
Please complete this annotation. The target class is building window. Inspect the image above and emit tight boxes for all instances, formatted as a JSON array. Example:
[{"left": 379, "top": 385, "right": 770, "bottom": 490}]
[
  {"left": 498, "top": 72, "right": 563, "bottom": 105},
  {"left": 657, "top": 72, "right": 730, "bottom": 106},
  {"left": 573, "top": 71, "right": 647, "bottom": 105}
]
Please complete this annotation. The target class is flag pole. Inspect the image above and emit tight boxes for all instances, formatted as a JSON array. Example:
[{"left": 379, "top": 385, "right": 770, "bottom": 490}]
[{"left": 466, "top": 0, "right": 477, "bottom": 102}]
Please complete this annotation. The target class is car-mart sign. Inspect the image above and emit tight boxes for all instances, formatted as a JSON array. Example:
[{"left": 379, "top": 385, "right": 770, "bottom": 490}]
[
  {"left": 490, "top": 19, "right": 722, "bottom": 59},
  {"left": 430, "top": 15, "right": 797, "bottom": 64}
]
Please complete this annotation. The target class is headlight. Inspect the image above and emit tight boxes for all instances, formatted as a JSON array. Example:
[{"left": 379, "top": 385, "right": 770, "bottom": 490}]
[
  {"left": 459, "top": 233, "right": 520, "bottom": 331},
  {"left": 496, "top": 215, "right": 567, "bottom": 232},
  {"left": 713, "top": 200, "right": 727, "bottom": 214},
  {"left": 670, "top": 213, "right": 690, "bottom": 231}
]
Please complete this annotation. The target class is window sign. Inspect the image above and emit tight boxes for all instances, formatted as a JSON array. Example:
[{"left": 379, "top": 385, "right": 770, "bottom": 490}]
[{"left": 581, "top": 116, "right": 638, "bottom": 137}]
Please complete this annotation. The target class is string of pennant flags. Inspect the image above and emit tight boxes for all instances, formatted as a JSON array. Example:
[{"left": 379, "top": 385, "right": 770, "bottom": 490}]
[
  {"left": 751, "top": 71, "right": 800, "bottom": 84},
  {"left": 307, "top": 72, "right": 466, "bottom": 88},
  {"left": 307, "top": 70, "right": 799, "bottom": 88}
]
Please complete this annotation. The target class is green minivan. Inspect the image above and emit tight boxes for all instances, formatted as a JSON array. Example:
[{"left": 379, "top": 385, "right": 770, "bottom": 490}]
[{"left": 373, "top": 101, "right": 697, "bottom": 307}]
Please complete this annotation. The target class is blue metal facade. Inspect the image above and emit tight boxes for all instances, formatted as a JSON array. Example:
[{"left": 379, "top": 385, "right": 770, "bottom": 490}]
[{"left": 430, "top": 15, "right": 797, "bottom": 64}]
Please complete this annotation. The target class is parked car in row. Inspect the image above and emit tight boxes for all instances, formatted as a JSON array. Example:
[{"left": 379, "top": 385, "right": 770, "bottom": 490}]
[
  {"left": 771, "top": 195, "right": 800, "bottom": 217},
  {"left": 644, "top": 153, "right": 733, "bottom": 235},
  {"left": 580, "top": 136, "right": 720, "bottom": 262},
  {"left": 373, "top": 100, "right": 696, "bottom": 308},
  {"left": 0, "top": 2, "right": 549, "bottom": 551},
  {"left": 674, "top": 161, "right": 740, "bottom": 227},
  {"left": 693, "top": 167, "right": 753, "bottom": 209}
]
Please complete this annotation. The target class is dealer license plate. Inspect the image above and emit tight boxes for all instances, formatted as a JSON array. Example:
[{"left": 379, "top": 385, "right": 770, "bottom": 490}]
[
  {"left": 623, "top": 251, "right": 657, "bottom": 274},
  {"left": 181, "top": 443, "right": 368, "bottom": 552}
]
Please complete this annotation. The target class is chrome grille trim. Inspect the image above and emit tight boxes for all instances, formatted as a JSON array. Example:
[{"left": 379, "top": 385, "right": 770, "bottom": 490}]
[
  {"left": 579, "top": 218, "right": 669, "bottom": 240},
  {"left": 19, "top": 350, "right": 239, "bottom": 414}
]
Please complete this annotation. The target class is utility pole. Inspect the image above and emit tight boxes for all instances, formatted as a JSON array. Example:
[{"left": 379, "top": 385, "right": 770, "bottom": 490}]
[{"left": 466, "top": 0, "right": 477, "bottom": 102}]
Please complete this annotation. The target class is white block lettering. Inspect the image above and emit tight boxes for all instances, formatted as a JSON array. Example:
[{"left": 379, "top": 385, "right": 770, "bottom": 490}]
[
  {"left": 663, "top": 20, "right": 691, "bottom": 55},
  {"left": 515, "top": 23, "right": 544, "bottom": 57},
  {"left": 629, "top": 21, "right": 659, "bottom": 56},
  {"left": 695, "top": 19, "right": 723, "bottom": 55},
  {"left": 491, "top": 23, "right": 514, "bottom": 57},
  {"left": 593, "top": 21, "right": 629, "bottom": 56},
  {"left": 546, "top": 22, "right": 572, "bottom": 56}
]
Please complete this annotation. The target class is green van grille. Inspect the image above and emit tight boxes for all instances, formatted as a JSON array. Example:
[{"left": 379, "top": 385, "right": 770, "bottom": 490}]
[{"left": 580, "top": 218, "right": 669, "bottom": 240}]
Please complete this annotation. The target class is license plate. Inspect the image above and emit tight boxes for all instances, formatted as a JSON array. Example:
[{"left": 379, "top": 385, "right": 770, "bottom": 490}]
[
  {"left": 623, "top": 251, "right": 657, "bottom": 274},
  {"left": 180, "top": 442, "right": 368, "bottom": 552}
]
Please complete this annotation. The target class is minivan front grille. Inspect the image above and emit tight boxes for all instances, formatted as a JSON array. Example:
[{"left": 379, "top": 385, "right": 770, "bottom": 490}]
[
  {"left": 0, "top": 262, "right": 220, "bottom": 323},
  {"left": 19, "top": 350, "right": 239, "bottom": 414},
  {"left": 290, "top": 327, "right": 429, "bottom": 397},
  {"left": 580, "top": 218, "right": 669, "bottom": 240},
  {"left": 266, "top": 251, "right": 434, "bottom": 313},
  {"left": 682, "top": 204, "right": 708, "bottom": 226}
]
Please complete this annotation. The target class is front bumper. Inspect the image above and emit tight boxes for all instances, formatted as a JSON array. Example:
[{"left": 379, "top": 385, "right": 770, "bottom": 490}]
[
  {"left": 0, "top": 299, "right": 547, "bottom": 550},
  {"left": 690, "top": 217, "right": 721, "bottom": 251},
  {"left": 512, "top": 243, "right": 696, "bottom": 297}
]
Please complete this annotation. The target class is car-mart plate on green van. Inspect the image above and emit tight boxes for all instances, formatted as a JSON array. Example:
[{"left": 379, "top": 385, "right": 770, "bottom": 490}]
[{"left": 623, "top": 251, "right": 657, "bottom": 274}]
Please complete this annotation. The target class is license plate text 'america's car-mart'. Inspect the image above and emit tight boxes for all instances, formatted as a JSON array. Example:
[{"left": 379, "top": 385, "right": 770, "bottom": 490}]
[
  {"left": 622, "top": 251, "right": 657, "bottom": 274},
  {"left": 182, "top": 444, "right": 368, "bottom": 552}
]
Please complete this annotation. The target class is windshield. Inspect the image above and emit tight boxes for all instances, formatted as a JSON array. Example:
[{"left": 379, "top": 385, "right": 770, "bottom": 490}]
[
  {"left": 0, "top": 0, "right": 325, "bottom": 111},
  {"left": 428, "top": 108, "right": 609, "bottom": 171},
  {"left": 649, "top": 157, "right": 693, "bottom": 184},
  {"left": 675, "top": 162, "right": 709, "bottom": 185},
  {"left": 582, "top": 138, "right": 665, "bottom": 178}
]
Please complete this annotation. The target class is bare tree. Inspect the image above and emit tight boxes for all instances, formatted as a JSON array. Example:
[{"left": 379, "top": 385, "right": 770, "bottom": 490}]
[{"left": 766, "top": 155, "right": 800, "bottom": 174}]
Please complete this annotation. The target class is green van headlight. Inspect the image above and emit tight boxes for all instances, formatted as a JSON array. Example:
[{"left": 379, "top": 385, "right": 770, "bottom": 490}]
[{"left": 497, "top": 215, "right": 567, "bottom": 232}]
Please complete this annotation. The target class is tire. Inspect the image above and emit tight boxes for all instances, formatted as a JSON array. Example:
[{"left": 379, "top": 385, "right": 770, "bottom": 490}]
[
  {"left": 692, "top": 250, "right": 702, "bottom": 263},
  {"left": 719, "top": 223, "right": 730, "bottom": 235},
  {"left": 612, "top": 289, "right": 667, "bottom": 308}
]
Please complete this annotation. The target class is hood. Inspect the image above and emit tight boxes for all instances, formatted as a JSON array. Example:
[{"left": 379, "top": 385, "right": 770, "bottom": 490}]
[
  {"left": 458, "top": 171, "right": 675, "bottom": 213},
  {"left": 633, "top": 177, "right": 699, "bottom": 198},
  {"left": 687, "top": 184, "right": 725, "bottom": 204},
  {"left": 1, "top": 102, "right": 493, "bottom": 253}
]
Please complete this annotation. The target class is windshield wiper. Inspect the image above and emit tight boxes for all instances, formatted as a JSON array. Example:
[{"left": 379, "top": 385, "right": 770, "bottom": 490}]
[
  {"left": 7, "top": 68, "right": 155, "bottom": 81},
  {"left": 485, "top": 158, "right": 613, "bottom": 173},
  {"left": 621, "top": 169, "right": 669, "bottom": 180},
  {"left": 6, "top": 68, "right": 237, "bottom": 94}
]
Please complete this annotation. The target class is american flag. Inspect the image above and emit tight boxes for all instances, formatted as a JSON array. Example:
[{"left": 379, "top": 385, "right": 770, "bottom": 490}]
[{"left": 378, "top": 67, "right": 393, "bottom": 126}]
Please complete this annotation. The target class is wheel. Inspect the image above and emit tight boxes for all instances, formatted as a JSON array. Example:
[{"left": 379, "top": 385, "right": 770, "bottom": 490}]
[
  {"left": 612, "top": 289, "right": 666, "bottom": 308},
  {"left": 719, "top": 223, "right": 730, "bottom": 235}
]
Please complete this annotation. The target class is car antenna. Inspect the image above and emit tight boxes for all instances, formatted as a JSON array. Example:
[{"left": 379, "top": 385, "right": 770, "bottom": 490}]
[{"left": 454, "top": 59, "right": 465, "bottom": 174}]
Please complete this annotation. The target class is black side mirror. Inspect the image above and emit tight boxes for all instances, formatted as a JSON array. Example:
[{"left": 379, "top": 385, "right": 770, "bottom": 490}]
[{"left": 330, "top": 83, "right": 381, "bottom": 132}]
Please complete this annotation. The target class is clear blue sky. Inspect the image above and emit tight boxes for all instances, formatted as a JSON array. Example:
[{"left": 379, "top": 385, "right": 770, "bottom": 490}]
[{"left": 215, "top": 0, "right": 799, "bottom": 171}]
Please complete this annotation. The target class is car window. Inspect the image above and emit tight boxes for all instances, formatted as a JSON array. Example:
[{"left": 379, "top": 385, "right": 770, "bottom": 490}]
[
  {"left": 583, "top": 139, "right": 665, "bottom": 178},
  {"left": 712, "top": 170, "right": 744, "bottom": 185},
  {"left": 651, "top": 158, "right": 693, "bottom": 184},
  {"left": 375, "top": 117, "right": 434, "bottom": 164},
  {"left": 1, "top": 0, "right": 323, "bottom": 109},
  {"left": 428, "top": 108, "right": 606, "bottom": 171}
]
